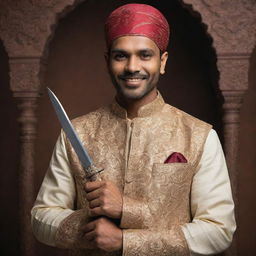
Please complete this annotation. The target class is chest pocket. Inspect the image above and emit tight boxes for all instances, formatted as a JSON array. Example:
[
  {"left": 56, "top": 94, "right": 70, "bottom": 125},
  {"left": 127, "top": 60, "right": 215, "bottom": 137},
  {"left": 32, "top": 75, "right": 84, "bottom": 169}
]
[{"left": 148, "top": 163, "right": 195, "bottom": 227}]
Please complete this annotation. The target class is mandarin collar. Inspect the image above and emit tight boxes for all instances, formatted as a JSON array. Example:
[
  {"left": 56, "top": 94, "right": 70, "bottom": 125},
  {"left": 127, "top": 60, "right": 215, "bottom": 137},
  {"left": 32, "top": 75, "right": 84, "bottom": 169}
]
[{"left": 110, "top": 91, "right": 165, "bottom": 119}]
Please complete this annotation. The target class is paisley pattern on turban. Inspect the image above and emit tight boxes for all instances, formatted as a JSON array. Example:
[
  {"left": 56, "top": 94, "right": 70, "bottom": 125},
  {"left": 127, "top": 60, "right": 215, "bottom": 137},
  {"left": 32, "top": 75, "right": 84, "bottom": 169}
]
[{"left": 105, "top": 4, "right": 170, "bottom": 52}]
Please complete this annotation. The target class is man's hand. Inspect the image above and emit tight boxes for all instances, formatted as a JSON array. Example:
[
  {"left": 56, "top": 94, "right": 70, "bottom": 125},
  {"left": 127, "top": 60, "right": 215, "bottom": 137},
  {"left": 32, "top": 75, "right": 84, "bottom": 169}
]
[
  {"left": 84, "top": 181, "right": 123, "bottom": 219},
  {"left": 83, "top": 217, "right": 122, "bottom": 252}
]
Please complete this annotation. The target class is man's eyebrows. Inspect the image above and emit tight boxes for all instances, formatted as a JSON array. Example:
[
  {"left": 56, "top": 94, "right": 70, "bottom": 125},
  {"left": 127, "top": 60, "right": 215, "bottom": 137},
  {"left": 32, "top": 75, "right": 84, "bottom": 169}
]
[
  {"left": 137, "top": 49, "right": 156, "bottom": 57},
  {"left": 111, "top": 49, "right": 127, "bottom": 54},
  {"left": 111, "top": 48, "right": 155, "bottom": 54},
  {"left": 140, "top": 48, "right": 155, "bottom": 54}
]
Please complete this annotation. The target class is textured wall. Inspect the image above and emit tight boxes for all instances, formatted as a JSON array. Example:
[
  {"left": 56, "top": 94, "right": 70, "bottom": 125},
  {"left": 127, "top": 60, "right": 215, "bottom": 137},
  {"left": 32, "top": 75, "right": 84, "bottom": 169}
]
[
  {"left": 238, "top": 47, "right": 256, "bottom": 255},
  {"left": 0, "top": 0, "right": 255, "bottom": 256}
]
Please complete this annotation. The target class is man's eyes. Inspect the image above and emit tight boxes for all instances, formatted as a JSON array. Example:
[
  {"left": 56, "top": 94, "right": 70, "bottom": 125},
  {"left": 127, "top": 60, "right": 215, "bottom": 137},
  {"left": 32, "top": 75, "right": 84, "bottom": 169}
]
[
  {"left": 140, "top": 52, "right": 153, "bottom": 59},
  {"left": 112, "top": 52, "right": 153, "bottom": 61},
  {"left": 113, "top": 53, "right": 127, "bottom": 61}
]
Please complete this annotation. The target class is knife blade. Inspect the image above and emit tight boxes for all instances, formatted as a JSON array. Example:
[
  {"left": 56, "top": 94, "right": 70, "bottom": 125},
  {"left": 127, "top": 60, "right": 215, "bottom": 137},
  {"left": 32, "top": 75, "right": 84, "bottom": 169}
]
[{"left": 47, "top": 88, "right": 103, "bottom": 180}]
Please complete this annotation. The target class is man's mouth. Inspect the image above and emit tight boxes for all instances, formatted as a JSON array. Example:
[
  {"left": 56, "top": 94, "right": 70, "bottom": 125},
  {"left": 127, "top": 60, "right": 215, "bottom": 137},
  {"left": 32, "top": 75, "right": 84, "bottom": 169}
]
[
  {"left": 124, "top": 78, "right": 144, "bottom": 82},
  {"left": 119, "top": 74, "right": 148, "bottom": 80},
  {"left": 121, "top": 77, "right": 146, "bottom": 87},
  {"left": 119, "top": 74, "right": 148, "bottom": 86}
]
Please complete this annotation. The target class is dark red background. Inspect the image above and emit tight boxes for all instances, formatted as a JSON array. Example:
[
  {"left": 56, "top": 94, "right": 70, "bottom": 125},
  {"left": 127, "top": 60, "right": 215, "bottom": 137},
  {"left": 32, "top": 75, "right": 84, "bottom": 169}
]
[{"left": 1, "top": 0, "right": 255, "bottom": 255}]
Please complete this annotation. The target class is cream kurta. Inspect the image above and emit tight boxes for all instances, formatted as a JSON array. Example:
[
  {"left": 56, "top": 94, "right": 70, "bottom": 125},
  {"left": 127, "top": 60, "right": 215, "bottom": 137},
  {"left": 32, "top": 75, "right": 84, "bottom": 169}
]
[{"left": 31, "top": 93, "right": 236, "bottom": 256}]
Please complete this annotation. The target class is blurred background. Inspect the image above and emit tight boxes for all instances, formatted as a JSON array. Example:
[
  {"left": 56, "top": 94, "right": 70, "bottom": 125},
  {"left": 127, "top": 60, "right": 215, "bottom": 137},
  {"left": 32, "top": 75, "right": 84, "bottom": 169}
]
[{"left": 0, "top": 0, "right": 255, "bottom": 255}]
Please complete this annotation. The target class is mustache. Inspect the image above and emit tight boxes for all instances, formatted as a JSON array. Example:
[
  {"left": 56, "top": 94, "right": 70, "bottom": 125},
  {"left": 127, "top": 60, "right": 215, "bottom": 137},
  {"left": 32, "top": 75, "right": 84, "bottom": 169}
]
[{"left": 118, "top": 73, "right": 148, "bottom": 80}]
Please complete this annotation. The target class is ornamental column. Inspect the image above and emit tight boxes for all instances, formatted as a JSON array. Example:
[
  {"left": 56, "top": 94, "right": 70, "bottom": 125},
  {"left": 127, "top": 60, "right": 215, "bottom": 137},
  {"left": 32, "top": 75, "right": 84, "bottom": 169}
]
[
  {"left": 217, "top": 53, "right": 250, "bottom": 256},
  {"left": 218, "top": 54, "right": 250, "bottom": 201},
  {"left": 9, "top": 57, "right": 45, "bottom": 256}
]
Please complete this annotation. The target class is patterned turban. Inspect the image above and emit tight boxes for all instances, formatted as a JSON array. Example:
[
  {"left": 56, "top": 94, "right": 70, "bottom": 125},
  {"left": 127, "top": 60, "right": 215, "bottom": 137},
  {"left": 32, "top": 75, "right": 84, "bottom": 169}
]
[{"left": 105, "top": 3, "right": 170, "bottom": 52}]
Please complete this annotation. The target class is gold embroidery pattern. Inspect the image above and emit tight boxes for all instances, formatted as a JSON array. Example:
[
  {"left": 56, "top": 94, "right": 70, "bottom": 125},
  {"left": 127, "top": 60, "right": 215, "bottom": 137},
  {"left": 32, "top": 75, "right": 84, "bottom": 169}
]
[
  {"left": 120, "top": 196, "right": 153, "bottom": 229},
  {"left": 55, "top": 92, "right": 211, "bottom": 255},
  {"left": 55, "top": 208, "right": 92, "bottom": 249},
  {"left": 123, "top": 227, "right": 189, "bottom": 256}
]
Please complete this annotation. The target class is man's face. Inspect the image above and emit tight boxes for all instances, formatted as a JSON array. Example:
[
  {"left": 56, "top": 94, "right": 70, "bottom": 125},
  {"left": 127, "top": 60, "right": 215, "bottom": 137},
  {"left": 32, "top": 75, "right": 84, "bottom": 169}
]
[{"left": 107, "top": 36, "right": 168, "bottom": 101}]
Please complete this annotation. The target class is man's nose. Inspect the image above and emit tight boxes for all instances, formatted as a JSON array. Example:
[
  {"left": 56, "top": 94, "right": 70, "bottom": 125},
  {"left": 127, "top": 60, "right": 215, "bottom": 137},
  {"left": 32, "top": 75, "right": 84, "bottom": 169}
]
[{"left": 125, "top": 56, "right": 140, "bottom": 73}]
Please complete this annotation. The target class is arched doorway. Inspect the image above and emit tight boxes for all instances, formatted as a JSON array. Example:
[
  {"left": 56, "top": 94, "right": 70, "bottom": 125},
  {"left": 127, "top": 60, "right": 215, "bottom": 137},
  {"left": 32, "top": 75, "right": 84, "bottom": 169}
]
[{"left": 35, "top": 1, "right": 222, "bottom": 255}]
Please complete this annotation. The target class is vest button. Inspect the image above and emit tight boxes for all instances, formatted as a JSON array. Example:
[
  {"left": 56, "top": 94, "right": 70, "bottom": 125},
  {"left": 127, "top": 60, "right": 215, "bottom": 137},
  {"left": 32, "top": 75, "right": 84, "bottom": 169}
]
[{"left": 125, "top": 177, "right": 133, "bottom": 184}]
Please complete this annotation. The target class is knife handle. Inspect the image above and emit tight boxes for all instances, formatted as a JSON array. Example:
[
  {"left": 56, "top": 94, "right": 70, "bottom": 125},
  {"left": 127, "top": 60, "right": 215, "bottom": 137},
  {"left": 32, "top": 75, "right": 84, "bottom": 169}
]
[{"left": 84, "top": 164, "right": 104, "bottom": 181}]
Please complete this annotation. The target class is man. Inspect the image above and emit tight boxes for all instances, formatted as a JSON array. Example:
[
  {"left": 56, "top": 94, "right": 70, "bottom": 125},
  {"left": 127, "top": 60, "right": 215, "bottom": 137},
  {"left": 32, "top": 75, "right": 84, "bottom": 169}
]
[{"left": 31, "top": 3, "right": 236, "bottom": 256}]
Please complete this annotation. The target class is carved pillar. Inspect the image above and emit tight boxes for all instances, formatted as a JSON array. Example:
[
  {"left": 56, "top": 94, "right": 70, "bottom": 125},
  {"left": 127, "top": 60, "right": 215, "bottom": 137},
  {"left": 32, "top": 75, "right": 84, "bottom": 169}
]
[
  {"left": 218, "top": 54, "right": 250, "bottom": 199},
  {"left": 222, "top": 90, "right": 245, "bottom": 197},
  {"left": 218, "top": 53, "right": 250, "bottom": 256},
  {"left": 9, "top": 57, "right": 44, "bottom": 256}
]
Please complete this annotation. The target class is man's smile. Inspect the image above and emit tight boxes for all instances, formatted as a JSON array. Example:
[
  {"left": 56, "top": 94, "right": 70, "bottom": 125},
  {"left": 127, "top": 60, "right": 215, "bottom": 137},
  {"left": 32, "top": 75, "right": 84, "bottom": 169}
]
[
  {"left": 119, "top": 74, "right": 148, "bottom": 80},
  {"left": 122, "top": 79, "right": 146, "bottom": 88},
  {"left": 118, "top": 73, "right": 148, "bottom": 86}
]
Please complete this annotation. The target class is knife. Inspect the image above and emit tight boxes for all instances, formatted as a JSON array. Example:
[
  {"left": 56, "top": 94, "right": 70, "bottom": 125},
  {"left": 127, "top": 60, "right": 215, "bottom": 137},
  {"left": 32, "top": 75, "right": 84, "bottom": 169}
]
[{"left": 47, "top": 88, "right": 103, "bottom": 181}]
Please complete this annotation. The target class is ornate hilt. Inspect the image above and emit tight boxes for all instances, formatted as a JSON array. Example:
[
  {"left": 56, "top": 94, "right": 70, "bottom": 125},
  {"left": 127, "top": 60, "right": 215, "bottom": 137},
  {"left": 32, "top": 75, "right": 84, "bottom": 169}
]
[{"left": 84, "top": 164, "right": 104, "bottom": 181}]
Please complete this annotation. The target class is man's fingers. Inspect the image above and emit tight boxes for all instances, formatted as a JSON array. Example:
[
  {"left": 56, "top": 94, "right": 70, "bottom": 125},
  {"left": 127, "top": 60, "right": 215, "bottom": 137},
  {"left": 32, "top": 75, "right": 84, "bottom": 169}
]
[
  {"left": 89, "top": 198, "right": 101, "bottom": 208},
  {"left": 85, "top": 189, "right": 101, "bottom": 201},
  {"left": 83, "top": 220, "right": 96, "bottom": 233},
  {"left": 90, "top": 207, "right": 103, "bottom": 217},
  {"left": 85, "top": 181, "right": 105, "bottom": 192},
  {"left": 84, "top": 230, "right": 96, "bottom": 241}
]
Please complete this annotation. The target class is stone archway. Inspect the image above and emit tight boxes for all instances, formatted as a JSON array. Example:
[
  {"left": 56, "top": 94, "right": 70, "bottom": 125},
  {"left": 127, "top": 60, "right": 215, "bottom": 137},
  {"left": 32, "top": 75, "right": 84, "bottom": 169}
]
[
  {"left": 157, "top": 0, "right": 222, "bottom": 135},
  {"left": 0, "top": 1, "right": 255, "bottom": 256},
  {"left": 34, "top": 1, "right": 240, "bottom": 255}
]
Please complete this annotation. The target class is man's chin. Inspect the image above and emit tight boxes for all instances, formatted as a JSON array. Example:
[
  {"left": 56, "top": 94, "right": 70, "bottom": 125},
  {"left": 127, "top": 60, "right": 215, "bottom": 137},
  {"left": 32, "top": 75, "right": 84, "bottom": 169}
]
[
  {"left": 122, "top": 88, "right": 157, "bottom": 101},
  {"left": 120, "top": 88, "right": 147, "bottom": 100}
]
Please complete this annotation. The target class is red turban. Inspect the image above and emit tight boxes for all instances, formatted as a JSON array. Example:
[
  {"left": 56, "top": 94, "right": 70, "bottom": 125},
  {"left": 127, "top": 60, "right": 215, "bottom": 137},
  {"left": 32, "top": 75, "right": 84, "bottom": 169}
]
[{"left": 105, "top": 4, "right": 170, "bottom": 52}]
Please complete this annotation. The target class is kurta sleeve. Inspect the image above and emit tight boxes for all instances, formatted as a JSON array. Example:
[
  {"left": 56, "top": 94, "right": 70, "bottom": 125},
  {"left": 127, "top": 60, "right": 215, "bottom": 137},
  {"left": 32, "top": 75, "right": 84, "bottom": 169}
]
[
  {"left": 122, "top": 129, "right": 236, "bottom": 256},
  {"left": 31, "top": 130, "right": 91, "bottom": 249},
  {"left": 181, "top": 129, "right": 236, "bottom": 255}
]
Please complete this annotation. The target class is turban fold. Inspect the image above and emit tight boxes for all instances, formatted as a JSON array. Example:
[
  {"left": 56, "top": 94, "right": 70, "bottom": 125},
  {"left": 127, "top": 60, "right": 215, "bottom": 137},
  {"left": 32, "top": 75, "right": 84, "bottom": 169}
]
[{"left": 105, "top": 4, "right": 170, "bottom": 52}]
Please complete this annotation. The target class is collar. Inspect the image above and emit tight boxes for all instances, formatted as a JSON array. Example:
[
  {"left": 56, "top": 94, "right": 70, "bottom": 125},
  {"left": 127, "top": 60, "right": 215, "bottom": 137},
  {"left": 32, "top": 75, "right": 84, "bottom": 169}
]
[{"left": 110, "top": 91, "right": 165, "bottom": 119}]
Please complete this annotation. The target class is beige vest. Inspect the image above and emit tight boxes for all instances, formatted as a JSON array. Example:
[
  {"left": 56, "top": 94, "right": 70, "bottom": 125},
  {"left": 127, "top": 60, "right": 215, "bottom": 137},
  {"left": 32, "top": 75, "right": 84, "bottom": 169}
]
[{"left": 56, "top": 93, "right": 212, "bottom": 256}]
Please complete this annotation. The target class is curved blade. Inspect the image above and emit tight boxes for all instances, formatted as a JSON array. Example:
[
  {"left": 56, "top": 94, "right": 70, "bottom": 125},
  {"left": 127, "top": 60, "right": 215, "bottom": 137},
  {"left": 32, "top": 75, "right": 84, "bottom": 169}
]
[{"left": 47, "top": 88, "right": 92, "bottom": 169}]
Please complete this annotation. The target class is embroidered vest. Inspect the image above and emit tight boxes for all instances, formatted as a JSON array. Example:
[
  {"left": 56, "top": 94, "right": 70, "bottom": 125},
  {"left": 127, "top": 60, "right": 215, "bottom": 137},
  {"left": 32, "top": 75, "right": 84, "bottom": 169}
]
[{"left": 56, "top": 93, "right": 212, "bottom": 256}]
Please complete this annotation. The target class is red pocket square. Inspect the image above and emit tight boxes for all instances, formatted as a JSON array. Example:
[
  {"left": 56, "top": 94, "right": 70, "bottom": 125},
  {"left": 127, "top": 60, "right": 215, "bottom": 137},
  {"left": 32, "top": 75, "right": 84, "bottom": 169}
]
[{"left": 164, "top": 152, "right": 187, "bottom": 163}]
